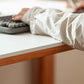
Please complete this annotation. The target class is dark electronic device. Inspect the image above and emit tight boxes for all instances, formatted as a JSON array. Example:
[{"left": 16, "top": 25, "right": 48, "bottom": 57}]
[{"left": 0, "top": 15, "right": 30, "bottom": 34}]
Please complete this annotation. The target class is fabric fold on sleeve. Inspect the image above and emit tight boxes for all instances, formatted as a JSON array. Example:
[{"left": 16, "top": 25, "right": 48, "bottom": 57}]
[{"left": 21, "top": 7, "right": 84, "bottom": 50}]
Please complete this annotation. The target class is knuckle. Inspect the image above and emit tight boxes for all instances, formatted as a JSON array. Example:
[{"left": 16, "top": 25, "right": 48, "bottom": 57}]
[
  {"left": 22, "top": 8, "right": 27, "bottom": 11},
  {"left": 22, "top": 8, "right": 25, "bottom": 10}
]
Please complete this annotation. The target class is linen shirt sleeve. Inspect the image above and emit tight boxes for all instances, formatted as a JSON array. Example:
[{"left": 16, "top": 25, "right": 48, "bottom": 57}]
[{"left": 22, "top": 7, "right": 84, "bottom": 50}]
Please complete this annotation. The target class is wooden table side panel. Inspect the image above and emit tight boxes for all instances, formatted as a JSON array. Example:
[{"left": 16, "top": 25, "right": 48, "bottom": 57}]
[
  {"left": 38, "top": 55, "right": 54, "bottom": 84},
  {"left": 0, "top": 45, "right": 73, "bottom": 66}
]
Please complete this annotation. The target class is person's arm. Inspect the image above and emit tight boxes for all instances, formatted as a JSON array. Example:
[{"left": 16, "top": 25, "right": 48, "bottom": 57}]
[
  {"left": 13, "top": 7, "right": 84, "bottom": 50},
  {"left": 13, "top": 7, "right": 64, "bottom": 39},
  {"left": 75, "top": 2, "right": 84, "bottom": 11}
]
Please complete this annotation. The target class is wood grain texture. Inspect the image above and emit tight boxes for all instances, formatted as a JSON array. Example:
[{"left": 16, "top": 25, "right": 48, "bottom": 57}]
[
  {"left": 38, "top": 55, "right": 54, "bottom": 84},
  {"left": 0, "top": 45, "right": 73, "bottom": 67}
]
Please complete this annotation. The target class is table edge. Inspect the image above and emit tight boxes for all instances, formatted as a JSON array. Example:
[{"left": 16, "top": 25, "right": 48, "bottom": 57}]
[{"left": 0, "top": 45, "right": 73, "bottom": 67}]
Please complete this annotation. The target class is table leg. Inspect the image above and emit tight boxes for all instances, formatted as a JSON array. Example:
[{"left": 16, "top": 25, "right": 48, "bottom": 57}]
[{"left": 38, "top": 55, "right": 54, "bottom": 84}]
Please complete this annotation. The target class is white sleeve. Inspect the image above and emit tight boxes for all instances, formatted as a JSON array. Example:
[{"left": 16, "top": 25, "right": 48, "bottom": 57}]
[
  {"left": 61, "top": 13, "right": 84, "bottom": 50},
  {"left": 22, "top": 7, "right": 64, "bottom": 40},
  {"left": 22, "top": 7, "right": 84, "bottom": 50}
]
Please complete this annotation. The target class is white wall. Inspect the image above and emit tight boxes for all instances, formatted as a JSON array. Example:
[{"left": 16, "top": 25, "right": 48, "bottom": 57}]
[
  {"left": 0, "top": 59, "right": 38, "bottom": 84},
  {"left": 54, "top": 49, "right": 84, "bottom": 84}
]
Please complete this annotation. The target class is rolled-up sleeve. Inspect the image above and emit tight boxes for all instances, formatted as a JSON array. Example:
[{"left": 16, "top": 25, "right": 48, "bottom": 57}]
[{"left": 22, "top": 7, "right": 84, "bottom": 50}]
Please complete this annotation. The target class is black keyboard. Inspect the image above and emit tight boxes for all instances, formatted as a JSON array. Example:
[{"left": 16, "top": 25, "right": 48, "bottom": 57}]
[{"left": 0, "top": 15, "right": 30, "bottom": 34}]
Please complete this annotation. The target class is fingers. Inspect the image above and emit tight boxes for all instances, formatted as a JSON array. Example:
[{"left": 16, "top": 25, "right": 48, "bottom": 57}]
[
  {"left": 12, "top": 15, "right": 22, "bottom": 21},
  {"left": 12, "top": 8, "right": 29, "bottom": 21},
  {"left": 75, "top": 6, "right": 83, "bottom": 11},
  {"left": 12, "top": 15, "right": 17, "bottom": 18},
  {"left": 75, "top": 4, "right": 84, "bottom": 11}
]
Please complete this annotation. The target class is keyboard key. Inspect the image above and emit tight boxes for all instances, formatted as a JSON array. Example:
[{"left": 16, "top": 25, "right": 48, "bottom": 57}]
[{"left": 0, "top": 15, "right": 28, "bottom": 28}]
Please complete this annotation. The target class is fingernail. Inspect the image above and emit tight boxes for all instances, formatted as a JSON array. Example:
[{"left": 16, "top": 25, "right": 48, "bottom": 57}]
[{"left": 12, "top": 18, "right": 14, "bottom": 20}]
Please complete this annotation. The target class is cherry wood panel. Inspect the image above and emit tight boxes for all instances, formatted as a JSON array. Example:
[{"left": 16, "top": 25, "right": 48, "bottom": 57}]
[
  {"left": 38, "top": 55, "right": 54, "bottom": 84},
  {"left": 0, "top": 45, "right": 73, "bottom": 67}
]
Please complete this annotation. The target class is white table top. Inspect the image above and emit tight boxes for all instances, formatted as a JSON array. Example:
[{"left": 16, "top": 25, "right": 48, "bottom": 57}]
[
  {"left": 0, "top": 33, "right": 63, "bottom": 59},
  {"left": 0, "top": 1, "right": 66, "bottom": 59}
]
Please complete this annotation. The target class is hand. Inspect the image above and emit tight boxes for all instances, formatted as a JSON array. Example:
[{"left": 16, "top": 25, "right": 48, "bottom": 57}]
[
  {"left": 12, "top": 8, "right": 29, "bottom": 21},
  {"left": 75, "top": 3, "right": 84, "bottom": 11}
]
